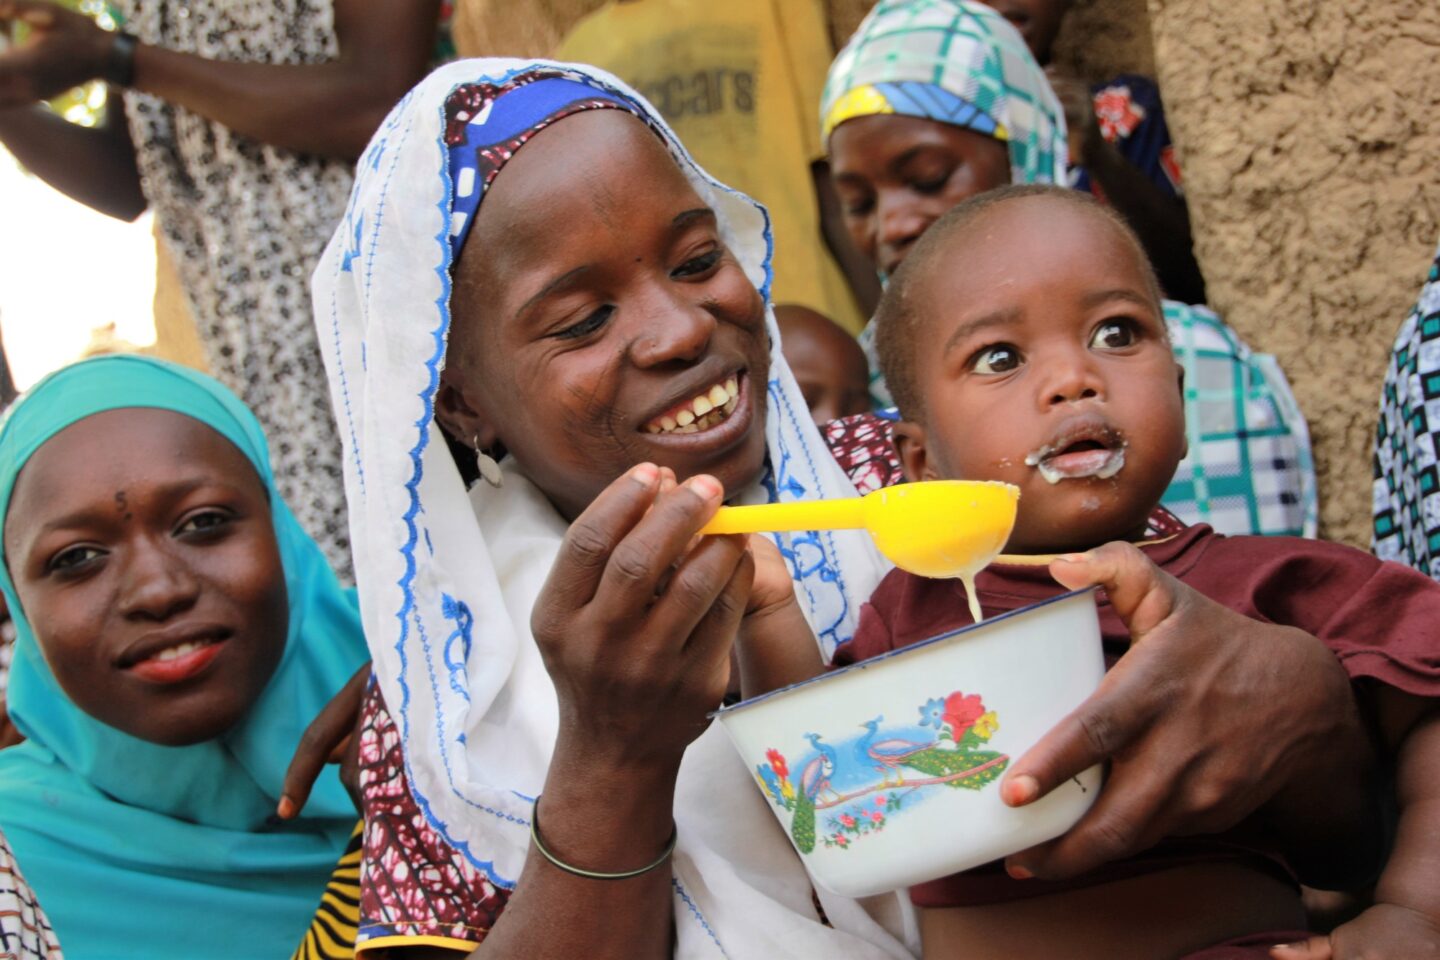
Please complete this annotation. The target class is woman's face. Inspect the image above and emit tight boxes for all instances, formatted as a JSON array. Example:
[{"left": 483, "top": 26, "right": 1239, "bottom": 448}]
[
  {"left": 829, "top": 114, "right": 1011, "bottom": 277},
  {"left": 5, "top": 409, "right": 289, "bottom": 746},
  {"left": 438, "top": 109, "right": 771, "bottom": 521}
]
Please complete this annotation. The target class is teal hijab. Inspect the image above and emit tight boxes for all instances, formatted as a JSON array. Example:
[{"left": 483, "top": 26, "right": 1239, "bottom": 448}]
[{"left": 0, "top": 356, "right": 365, "bottom": 959}]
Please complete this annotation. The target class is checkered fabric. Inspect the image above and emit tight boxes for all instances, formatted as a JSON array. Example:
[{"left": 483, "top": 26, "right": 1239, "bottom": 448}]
[
  {"left": 1165, "top": 301, "right": 1317, "bottom": 538},
  {"left": 1373, "top": 238, "right": 1440, "bottom": 575},
  {"left": 0, "top": 828, "right": 61, "bottom": 959}
]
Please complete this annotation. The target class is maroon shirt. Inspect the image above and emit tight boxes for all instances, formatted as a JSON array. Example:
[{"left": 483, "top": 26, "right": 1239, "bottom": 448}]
[{"left": 834, "top": 512, "right": 1440, "bottom": 907}]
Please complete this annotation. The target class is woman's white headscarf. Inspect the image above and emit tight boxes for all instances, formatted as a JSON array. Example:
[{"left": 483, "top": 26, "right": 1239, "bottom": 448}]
[{"left": 312, "top": 59, "right": 910, "bottom": 957}]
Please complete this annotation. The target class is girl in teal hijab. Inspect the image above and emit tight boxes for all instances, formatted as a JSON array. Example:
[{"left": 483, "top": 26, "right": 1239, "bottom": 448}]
[{"left": 0, "top": 355, "right": 366, "bottom": 959}]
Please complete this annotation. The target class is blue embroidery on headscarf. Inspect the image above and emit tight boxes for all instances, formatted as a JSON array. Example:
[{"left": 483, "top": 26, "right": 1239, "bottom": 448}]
[
  {"left": 380, "top": 76, "right": 528, "bottom": 893},
  {"left": 764, "top": 377, "right": 853, "bottom": 654},
  {"left": 340, "top": 213, "right": 364, "bottom": 274},
  {"left": 441, "top": 593, "right": 474, "bottom": 701}
]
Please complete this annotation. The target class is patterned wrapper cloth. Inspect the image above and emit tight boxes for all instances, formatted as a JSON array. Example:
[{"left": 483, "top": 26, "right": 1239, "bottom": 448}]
[
  {"left": 0, "top": 828, "right": 61, "bottom": 960},
  {"left": 1373, "top": 237, "right": 1440, "bottom": 574}
]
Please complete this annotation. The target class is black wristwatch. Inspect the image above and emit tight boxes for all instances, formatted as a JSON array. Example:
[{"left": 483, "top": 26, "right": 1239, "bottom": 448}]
[{"left": 103, "top": 31, "right": 139, "bottom": 88}]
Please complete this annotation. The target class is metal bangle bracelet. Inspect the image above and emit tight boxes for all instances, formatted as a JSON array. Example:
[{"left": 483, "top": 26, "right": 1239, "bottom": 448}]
[
  {"left": 530, "top": 798, "right": 677, "bottom": 881},
  {"left": 104, "top": 31, "right": 138, "bottom": 88}
]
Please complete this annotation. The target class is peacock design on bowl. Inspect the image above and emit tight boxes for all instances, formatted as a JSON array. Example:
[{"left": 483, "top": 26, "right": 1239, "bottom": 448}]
[{"left": 754, "top": 691, "right": 1009, "bottom": 854}]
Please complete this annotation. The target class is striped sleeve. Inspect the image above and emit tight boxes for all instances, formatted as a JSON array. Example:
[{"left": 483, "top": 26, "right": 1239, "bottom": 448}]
[{"left": 291, "top": 823, "right": 364, "bottom": 960}]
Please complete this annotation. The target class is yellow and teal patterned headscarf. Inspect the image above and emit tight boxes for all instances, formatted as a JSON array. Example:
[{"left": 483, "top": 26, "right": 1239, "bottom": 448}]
[{"left": 821, "top": 0, "right": 1067, "bottom": 188}]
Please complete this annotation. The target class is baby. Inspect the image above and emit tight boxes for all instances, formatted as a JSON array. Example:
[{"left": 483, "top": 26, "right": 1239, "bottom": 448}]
[{"left": 740, "top": 185, "right": 1440, "bottom": 960}]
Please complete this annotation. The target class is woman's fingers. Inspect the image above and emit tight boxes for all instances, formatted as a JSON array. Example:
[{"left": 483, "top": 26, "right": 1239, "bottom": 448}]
[
  {"left": 1000, "top": 642, "right": 1162, "bottom": 809},
  {"left": 279, "top": 663, "right": 371, "bottom": 819},
  {"left": 536, "top": 463, "right": 661, "bottom": 624},
  {"left": 1269, "top": 936, "right": 1332, "bottom": 960},
  {"left": 745, "top": 533, "right": 796, "bottom": 616},
  {"left": 685, "top": 541, "right": 753, "bottom": 666},
  {"left": 591, "top": 474, "right": 724, "bottom": 617},
  {"left": 1002, "top": 542, "right": 1187, "bottom": 808},
  {"left": 644, "top": 529, "right": 748, "bottom": 648},
  {"left": 1004, "top": 747, "right": 1178, "bottom": 880}
]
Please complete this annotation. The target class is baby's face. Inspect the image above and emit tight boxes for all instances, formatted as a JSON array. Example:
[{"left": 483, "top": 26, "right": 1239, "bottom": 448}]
[{"left": 893, "top": 196, "right": 1185, "bottom": 554}]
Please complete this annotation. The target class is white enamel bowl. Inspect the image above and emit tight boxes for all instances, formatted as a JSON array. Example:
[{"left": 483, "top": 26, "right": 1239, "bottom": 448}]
[{"left": 716, "top": 588, "right": 1105, "bottom": 898}]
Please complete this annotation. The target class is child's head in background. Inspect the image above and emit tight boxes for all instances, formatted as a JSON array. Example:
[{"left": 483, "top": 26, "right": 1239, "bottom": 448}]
[{"left": 775, "top": 304, "right": 872, "bottom": 426}]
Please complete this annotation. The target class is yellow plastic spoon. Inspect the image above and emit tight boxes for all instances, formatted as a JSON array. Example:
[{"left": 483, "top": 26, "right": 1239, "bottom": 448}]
[
  {"left": 702, "top": 480, "right": 1020, "bottom": 622},
  {"left": 701, "top": 480, "right": 1020, "bottom": 579}
]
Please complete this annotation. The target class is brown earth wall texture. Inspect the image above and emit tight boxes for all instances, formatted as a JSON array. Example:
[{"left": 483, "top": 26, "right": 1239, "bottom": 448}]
[{"left": 1148, "top": 0, "right": 1440, "bottom": 546}]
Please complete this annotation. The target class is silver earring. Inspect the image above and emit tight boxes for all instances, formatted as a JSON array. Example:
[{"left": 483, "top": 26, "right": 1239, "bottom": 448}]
[{"left": 473, "top": 436, "right": 503, "bottom": 488}]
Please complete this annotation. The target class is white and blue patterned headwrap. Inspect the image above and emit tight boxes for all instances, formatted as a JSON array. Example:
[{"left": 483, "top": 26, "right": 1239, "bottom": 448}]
[{"left": 312, "top": 60, "right": 907, "bottom": 958}]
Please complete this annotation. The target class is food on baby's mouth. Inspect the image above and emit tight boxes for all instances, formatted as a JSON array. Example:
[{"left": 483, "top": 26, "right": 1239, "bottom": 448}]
[{"left": 1025, "top": 421, "right": 1128, "bottom": 485}]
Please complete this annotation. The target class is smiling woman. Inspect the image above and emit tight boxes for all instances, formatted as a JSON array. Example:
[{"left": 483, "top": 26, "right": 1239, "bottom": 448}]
[
  {"left": 436, "top": 105, "right": 773, "bottom": 522},
  {"left": 6, "top": 406, "right": 288, "bottom": 744},
  {"left": 0, "top": 355, "right": 367, "bottom": 960},
  {"left": 312, "top": 60, "right": 904, "bottom": 959}
]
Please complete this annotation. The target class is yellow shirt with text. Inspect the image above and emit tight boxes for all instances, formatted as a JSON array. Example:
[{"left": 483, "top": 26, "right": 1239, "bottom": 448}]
[{"left": 557, "top": 0, "right": 864, "bottom": 333}]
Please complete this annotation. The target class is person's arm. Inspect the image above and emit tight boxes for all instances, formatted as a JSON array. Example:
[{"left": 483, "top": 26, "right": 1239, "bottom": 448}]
[
  {"left": 997, "top": 542, "right": 1378, "bottom": 884},
  {"left": 279, "top": 663, "right": 371, "bottom": 819},
  {"left": 736, "top": 534, "right": 824, "bottom": 698},
  {"left": 0, "top": 0, "right": 438, "bottom": 161},
  {"left": 1046, "top": 68, "right": 1207, "bottom": 305},
  {"left": 391, "top": 466, "right": 750, "bottom": 960},
  {"left": 0, "top": 100, "right": 146, "bottom": 219},
  {"left": 470, "top": 469, "right": 747, "bottom": 960},
  {"left": 1271, "top": 696, "right": 1440, "bottom": 960}
]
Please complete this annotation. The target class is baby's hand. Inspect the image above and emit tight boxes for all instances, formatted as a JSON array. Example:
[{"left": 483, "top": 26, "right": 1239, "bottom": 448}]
[
  {"left": 736, "top": 535, "right": 819, "bottom": 698},
  {"left": 745, "top": 534, "right": 797, "bottom": 619},
  {"left": 1271, "top": 903, "right": 1440, "bottom": 960}
]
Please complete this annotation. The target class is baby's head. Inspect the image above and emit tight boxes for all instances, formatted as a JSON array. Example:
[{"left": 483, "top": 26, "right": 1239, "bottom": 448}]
[
  {"left": 876, "top": 185, "right": 1185, "bottom": 554},
  {"left": 774, "top": 304, "right": 871, "bottom": 426}
]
